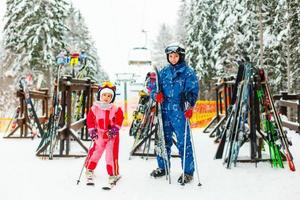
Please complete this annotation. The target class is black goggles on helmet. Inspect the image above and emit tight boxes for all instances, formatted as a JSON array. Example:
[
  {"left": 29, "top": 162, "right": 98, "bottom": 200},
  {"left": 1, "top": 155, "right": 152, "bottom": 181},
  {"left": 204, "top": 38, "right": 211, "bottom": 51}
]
[{"left": 165, "top": 46, "right": 185, "bottom": 55}]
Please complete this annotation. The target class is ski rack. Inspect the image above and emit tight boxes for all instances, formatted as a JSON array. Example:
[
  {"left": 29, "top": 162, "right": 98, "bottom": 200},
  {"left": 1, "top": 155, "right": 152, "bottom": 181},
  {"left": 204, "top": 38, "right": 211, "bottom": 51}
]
[
  {"left": 3, "top": 88, "right": 49, "bottom": 139},
  {"left": 215, "top": 64, "right": 294, "bottom": 170},
  {"left": 36, "top": 76, "right": 98, "bottom": 158},
  {"left": 129, "top": 97, "right": 179, "bottom": 159},
  {"left": 129, "top": 127, "right": 179, "bottom": 158},
  {"left": 203, "top": 77, "right": 234, "bottom": 138}
]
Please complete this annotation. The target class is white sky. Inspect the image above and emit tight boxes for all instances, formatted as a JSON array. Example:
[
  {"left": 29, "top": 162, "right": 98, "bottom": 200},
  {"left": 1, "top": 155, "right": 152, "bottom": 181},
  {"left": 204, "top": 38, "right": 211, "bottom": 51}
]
[{"left": 70, "top": 0, "right": 181, "bottom": 81}]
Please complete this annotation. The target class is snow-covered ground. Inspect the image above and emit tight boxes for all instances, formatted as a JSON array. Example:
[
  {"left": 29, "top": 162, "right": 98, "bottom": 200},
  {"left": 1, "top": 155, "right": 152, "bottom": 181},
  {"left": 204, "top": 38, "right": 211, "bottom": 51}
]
[{"left": 0, "top": 128, "right": 300, "bottom": 200}]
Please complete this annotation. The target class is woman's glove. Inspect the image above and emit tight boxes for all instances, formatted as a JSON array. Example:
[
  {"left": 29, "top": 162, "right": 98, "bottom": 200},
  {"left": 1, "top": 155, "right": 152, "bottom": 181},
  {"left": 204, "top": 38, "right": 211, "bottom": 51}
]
[
  {"left": 184, "top": 108, "right": 193, "bottom": 119},
  {"left": 184, "top": 101, "right": 193, "bottom": 119}
]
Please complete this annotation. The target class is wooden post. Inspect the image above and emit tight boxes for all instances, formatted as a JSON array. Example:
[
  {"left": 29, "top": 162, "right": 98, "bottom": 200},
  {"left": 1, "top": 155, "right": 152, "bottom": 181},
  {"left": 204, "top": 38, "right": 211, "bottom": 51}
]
[
  {"left": 224, "top": 81, "right": 228, "bottom": 115},
  {"left": 36, "top": 76, "right": 100, "bottom": 157},
  {"left": 281, "top": 91, "right": 288, "bottom": 116},
  {"left": 4, "top": 89, "right": 49, "bottom": 139}
]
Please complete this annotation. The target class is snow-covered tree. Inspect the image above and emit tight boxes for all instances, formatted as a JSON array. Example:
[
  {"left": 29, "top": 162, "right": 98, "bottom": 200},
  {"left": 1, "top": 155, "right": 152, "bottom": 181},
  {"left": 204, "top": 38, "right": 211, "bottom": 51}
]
[
  {"left": 185, "top": 0, "right": 221, "bottom": 99},
  {"left": 260, "top": 0, "right": 300, "bottom": 93},
  {"left": 212, "top": 0, "right": 261, "bottom": 75},
  {"left": 185, "top": 0, "right": 199, "bottom": 71},
  {"left": 180, "top": 0, "right": 300, "bottom": 96},
  {"left": 151, "top": 23, "right": 174, "bottom": 67},
  {"left": 175, "top": 0, "right": 188, "bottom": 46},
  {"left": 284, "top": 0, "right": 300, "bottom": 93},
  {"left": 2, "top": 0, "right": 109, "bottom": 85},
  {"left": 2, "top": 0, "right": 29, "bottom": 75},
  {"left": 259, "top": 0, "right": 285, "bottom": 92},
  {"left": 2, "top": 0, "right": 69, "bottom": 87},
  {"left": 65, "top": 4, "right": 108, "bottom": 83}
]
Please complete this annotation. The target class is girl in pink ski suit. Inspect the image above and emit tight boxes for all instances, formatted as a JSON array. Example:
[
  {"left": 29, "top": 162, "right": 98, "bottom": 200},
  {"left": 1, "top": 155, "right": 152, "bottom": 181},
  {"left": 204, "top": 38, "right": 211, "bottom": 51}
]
[{"left": 85, "top": 82, "right": 124, "bottom": 181}]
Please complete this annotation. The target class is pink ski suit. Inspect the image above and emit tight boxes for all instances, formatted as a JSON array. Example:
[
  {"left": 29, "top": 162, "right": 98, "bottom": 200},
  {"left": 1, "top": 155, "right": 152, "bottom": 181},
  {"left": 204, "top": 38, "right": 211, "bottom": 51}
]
[{"left": 85, "top": 101, "right": 124, "bottom": 176}]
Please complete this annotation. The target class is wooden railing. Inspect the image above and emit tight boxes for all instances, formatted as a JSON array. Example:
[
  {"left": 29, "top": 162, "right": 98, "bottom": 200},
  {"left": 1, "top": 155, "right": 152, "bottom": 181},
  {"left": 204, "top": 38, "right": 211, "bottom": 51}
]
[{"left": 273, "top": 91, "right": 300, "bottom": 133}]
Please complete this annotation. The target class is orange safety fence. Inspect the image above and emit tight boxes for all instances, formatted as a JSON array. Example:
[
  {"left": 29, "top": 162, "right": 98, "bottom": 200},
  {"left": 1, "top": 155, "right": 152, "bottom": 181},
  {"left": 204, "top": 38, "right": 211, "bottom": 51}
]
[
  {"left": 0, "top": 118, "right": 13, "bottom": 133},
  {"left": 0, "top": 100, "right": 223, "bottom": 131},
  {"left": 190, "top": 100, "right": 221, "bottom": 128},
  {"left": 117, "top": 98, "right": 224, "bottom": 128}
]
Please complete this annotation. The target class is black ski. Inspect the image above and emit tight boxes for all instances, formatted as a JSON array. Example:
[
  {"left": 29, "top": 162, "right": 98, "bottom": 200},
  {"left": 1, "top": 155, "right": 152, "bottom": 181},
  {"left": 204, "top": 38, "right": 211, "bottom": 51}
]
[
  {"left": 19, "top": 77, "right": 45, "bottom": 138},
  {"left": 153, "top": 66, "right": 171, "bottom": 183},
  {"left": 36, "top": 59, "right": 64, "bottom": 156},
  {"left": 215, "top": 109, "right": 234, "bottom": 159}
]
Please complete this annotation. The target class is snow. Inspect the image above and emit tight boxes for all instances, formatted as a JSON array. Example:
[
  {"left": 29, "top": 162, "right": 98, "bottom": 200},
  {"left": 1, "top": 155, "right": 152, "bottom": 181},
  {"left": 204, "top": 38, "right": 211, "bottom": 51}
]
[
  {"left": 0, "top": 127, "right": 300, "bottom": 200},
  {"left": 282, "top": 119, "right": 300, "bottom": 127}
]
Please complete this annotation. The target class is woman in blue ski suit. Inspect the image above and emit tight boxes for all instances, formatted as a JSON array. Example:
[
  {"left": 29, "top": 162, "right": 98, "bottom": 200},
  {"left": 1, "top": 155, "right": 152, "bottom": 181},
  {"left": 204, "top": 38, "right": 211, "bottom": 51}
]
[{"left": 150, "top": 43, "right": 199, "bottom": 184}]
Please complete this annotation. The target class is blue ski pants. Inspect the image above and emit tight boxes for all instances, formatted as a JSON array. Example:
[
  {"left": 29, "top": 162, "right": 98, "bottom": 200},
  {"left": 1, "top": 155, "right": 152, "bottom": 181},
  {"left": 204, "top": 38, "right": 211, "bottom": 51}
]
[{"left": 156, "top": 108, "right": 195, "bottom": 175}]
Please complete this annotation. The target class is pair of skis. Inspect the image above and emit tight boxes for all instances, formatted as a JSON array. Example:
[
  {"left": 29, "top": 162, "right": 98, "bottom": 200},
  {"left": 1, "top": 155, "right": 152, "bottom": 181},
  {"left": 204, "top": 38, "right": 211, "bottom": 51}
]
[
  {"left": 36, "top": 64, "right": 63, "bottom": 157},
  {"left": 259, "top": 69, "right": 295, "bottom": 171},
  {"left": 256, "top": 74, "right": 283, "bottom": 168},
  {"left": 153, "top": 66, "right": 171, "bottom": 184},
  {"left": 86, "top": 176, "right": 121, "bottom": 190},
  {"left": 19, "top": 77, "right": 45, "bottom": 139}
]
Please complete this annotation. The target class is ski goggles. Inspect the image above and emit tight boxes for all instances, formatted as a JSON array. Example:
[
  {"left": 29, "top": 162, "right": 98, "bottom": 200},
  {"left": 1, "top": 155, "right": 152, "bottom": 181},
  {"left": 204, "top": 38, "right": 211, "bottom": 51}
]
[
  {"left": 165, "top": 46, "right": 185, "bottom": 54},
  {"left": 99, "top": 81, "right": 116, "bottom": 90}
]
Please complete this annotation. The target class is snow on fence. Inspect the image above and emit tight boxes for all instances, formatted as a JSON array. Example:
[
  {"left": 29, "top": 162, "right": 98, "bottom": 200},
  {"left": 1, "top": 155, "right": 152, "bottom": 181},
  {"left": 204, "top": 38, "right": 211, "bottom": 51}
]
[{"left": 273, "top": 91, "right": 300, "bottom": 133}]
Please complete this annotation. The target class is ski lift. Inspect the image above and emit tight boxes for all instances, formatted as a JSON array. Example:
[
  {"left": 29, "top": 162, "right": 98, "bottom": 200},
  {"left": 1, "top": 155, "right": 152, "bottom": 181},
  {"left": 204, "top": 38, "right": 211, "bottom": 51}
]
[{"left": 128, "top": 47, "right": 152, "bottom": 66}]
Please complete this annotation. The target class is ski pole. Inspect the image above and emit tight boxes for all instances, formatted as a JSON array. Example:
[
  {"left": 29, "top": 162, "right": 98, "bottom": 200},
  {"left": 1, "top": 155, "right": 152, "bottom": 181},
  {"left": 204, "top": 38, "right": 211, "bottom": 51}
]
[
  {"left": 187, "top": 119, "right": 202, "bottom": 186},
  {"left": 110, "top": 137, "right": 117, "bottom": 177},
  {"left": 76, "top": 140, "right": 94, "bottom": 185},
  {"left": 181, "top": 117, "right": 188, "bottom": 186}
]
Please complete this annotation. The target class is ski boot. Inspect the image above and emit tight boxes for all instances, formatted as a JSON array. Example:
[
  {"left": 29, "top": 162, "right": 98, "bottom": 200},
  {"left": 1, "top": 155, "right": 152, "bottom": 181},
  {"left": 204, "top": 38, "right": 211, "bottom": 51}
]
[
  {"left": 150, "top": 168, "right": 166, "bottom": 178},
  {"left": 108, "top": 175, "right": 121, "bottom": 185},
  {"left": 85, "top": 170, "right": 94, "bottom": 186},
  {"left": 178, "top": 174, "right": 193, "bottom": 184},
  {"left": 102, "top": 175, "right": 121, "bottom": 190}
]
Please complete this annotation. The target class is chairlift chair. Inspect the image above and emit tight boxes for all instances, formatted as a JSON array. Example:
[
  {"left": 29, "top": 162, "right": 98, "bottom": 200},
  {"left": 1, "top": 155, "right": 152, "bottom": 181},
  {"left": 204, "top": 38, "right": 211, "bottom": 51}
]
[{"left": 128, "top": 47, "right": 152, "bottom": 66}]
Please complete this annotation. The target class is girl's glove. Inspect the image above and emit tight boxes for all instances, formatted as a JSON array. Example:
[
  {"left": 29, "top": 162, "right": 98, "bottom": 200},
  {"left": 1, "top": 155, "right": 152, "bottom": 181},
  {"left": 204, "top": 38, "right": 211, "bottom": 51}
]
[
  {"left": 88, "top": 128, "right": 98, "bottom": 141},
  {"left": 108, "top": 125, "right": 120, "bottom": 139}
]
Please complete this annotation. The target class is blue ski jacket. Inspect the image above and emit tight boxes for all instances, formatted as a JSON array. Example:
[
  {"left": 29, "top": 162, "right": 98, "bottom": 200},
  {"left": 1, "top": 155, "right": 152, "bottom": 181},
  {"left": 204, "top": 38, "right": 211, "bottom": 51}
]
[{"left": 152, "top": 61, "right": 199, "bottom": 112}]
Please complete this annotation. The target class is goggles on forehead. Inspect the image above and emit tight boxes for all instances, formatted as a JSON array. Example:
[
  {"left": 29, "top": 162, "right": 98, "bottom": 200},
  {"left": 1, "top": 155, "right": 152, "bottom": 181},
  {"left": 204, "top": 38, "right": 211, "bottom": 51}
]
[
  {"left": 165, "top": 46, "right": 185, "bottom": 55},
  {"left": 99, "top": 81, "right": 116, "bottom": 90}
]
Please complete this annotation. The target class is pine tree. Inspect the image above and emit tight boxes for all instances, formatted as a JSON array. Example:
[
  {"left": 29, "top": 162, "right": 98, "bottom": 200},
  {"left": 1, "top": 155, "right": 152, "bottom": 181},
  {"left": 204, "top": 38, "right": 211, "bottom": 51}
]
[
  {"left": 151, "top": 23, "right": 173, "bottom": 67},
  {"left": 65, "top": 4, "right": 108, "bottom": 82},
  {"left": 263, "top": 0, "right": 300, "bottom": 93},
  {"left": 287, "top": 0, "right": 300, "bottom": 93},
  {"left": 185, "top": 0, "right": 219, "bottom": 99},
  {"left": 181, "top": 0, "right": 300, "bottom": 95},
  {"left": 260, "top": 0, "right": 285, "bottom": 91},
  {"left": 214, "top": 0, "right": 259, "bottom": 71},
  {"left": 175, "top": 0, "right": 188, "bottom": 46},
  {"left": 185, "top": 0, "right": 199, "bottom": 72},
  {"left": 3, "top": 0, "right": 69, "bottom": 87},
  {"left": 2, "top": 0, "right": 30, "bottom": 73}
]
